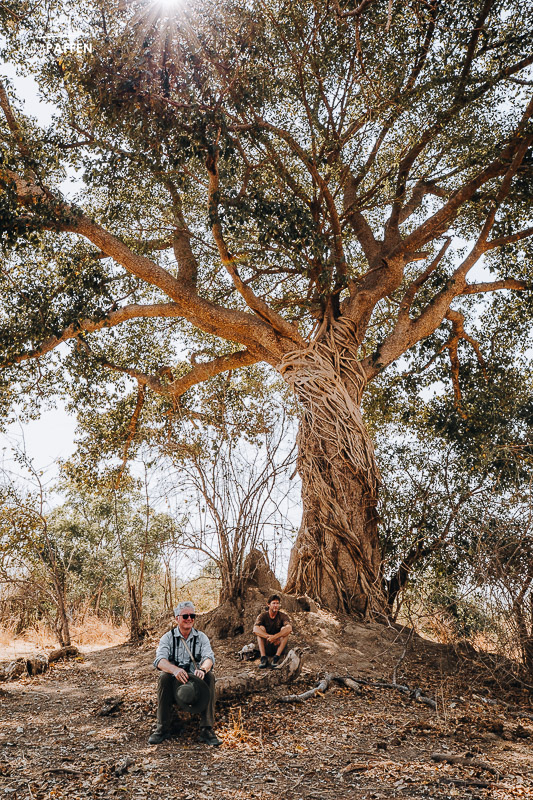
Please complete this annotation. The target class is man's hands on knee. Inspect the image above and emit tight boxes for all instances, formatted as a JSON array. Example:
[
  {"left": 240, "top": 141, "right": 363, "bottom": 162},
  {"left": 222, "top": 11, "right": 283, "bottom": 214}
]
[{"left": 174, "top": 667, "right": 189, "bottom": 683}]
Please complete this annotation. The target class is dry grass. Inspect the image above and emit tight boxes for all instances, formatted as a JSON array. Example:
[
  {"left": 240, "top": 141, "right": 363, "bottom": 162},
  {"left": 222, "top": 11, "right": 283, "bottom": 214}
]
[
  {"left": 0, "top": 622, "right": 58, "bottom": 659},
  {"left": 219, "top": 705, "right": 262, "bottom": 750},
  {"left": 0, "top": 577, "right": 220, "bottom": 660},
  {"left": 70, "top": 614, "right": 128, "bottom": 648},
  {"left": 0, "top": 614, "right": 128, "bottom": 659}
]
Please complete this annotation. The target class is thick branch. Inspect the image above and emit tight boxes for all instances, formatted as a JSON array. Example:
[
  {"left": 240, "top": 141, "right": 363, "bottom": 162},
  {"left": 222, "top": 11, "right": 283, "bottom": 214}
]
[
  {"left": 167, "top": 350, "right": 260, "bottom": 395},
  {"left": 252, "top": 116, "right": 347, "bottom": 280},
  {"left": 444, "top": 310, "right": 483, "bottom": 417},
  {"left": 2, "top": 303, "right": 183, "bottom": 368},
  {"left": 0, "top": 79, "right": 32, "bottom": 162},
  {"left": 115, "top": 381, "right": 146, "bottom": 488},
  {"left": 331, "top": 0, "right": 376, "bottom": 19},
  {"left": 206, "top": 152, "right": 304, "bottom": 346},
  {"left": 397, "top": 96, "right": 533, "bottom": 255},
  {"left": 164, "top": 178, "right": 199, "bottom": 285},
  {"left": 82, "top": 343, "right": 260, "bottom": 399},
  {"left": 364, "top": 109, "right": 533, "bottom": 361},
  {"left": 364, "top": 159, "right": 530, "bottom": 381},
  {"left": 455, "top": 0, "right": 496, "bottom": 101},
  {"left": 398, "top": 179, "right": 447, "bottom": 224},
  {"left": 485, "top": 226, "right": 533, "bottom": 251},
  {"left": 461, "top": 278, "right": 528, "bottom": 295},
  {"left": 397, "top": 238, "right": 452, "bottom": 327},
  {"left": 1, "top": 169, "right": 285, "bottom": 362},
  {"left": 343, "top": 174, "right": 381, "bottom": 264}
]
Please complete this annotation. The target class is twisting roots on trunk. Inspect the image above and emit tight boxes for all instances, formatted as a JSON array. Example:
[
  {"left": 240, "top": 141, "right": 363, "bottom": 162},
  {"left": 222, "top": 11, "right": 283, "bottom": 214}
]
[{"left": 280, "top": 318, "right": 384, "bottom": 615}]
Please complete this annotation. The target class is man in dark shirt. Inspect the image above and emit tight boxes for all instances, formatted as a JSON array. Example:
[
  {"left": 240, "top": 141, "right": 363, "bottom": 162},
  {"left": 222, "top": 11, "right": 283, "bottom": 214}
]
[{"left": 253, "top": 593, "right": 293, "bottom": 668}]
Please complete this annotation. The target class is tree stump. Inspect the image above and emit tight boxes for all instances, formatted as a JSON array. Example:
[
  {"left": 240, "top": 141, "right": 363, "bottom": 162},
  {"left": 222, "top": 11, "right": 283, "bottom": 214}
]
[{"left": 0, "top": 659, "right": 26, "bottom": 682}]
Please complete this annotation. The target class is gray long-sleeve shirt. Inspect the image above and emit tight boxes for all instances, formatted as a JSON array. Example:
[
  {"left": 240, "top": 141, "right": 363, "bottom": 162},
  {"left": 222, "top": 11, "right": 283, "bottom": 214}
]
[{"left": 154, "top": 627, "right": 215, "bottom": 674}]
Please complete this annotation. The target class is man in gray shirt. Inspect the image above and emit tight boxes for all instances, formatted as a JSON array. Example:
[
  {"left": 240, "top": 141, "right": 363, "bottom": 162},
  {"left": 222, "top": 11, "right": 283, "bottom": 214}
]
[{"left": 149, "top": 601, "right": 221, "bottom": 746}]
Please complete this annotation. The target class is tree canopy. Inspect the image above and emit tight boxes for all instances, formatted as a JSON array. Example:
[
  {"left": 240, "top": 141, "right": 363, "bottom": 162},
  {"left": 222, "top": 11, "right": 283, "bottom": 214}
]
[{"left": 1, "top": 0, "right": 532, "bottom": 613}]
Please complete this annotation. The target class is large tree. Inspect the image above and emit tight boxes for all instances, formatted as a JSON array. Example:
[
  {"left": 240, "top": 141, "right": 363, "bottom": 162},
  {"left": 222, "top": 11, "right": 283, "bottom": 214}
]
[{"left": 1, "top": 0, "right": 532, "bottom": 614}]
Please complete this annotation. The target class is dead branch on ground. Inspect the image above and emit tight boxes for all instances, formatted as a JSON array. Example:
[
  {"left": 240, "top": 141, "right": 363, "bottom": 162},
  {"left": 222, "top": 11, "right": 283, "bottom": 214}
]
[
  {"left": 431, "top": 752, "right": 500, "bottom": 776},
  {"left": 279, "top": 672, "right": 434, "bottom": 707}
]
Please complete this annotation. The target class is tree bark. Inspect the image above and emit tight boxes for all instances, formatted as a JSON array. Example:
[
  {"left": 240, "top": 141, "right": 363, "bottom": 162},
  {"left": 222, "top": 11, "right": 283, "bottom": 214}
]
[
  {"left": 128, "top": 583, "right": 144, "bottom": 641},
  {"left": 54, "top": 581, "right": 71, "bottom": 647},
  {"left": 512, "top": 595, "right": 533, "bottom": 679},
  {"left": 280, "top": 317, "right": 385, "bottom": 615}
]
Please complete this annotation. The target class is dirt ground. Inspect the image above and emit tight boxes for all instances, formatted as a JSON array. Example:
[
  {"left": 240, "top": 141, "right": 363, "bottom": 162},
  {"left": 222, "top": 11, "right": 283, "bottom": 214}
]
[{"left": 1, "top": 608, "right": 532, "bottom": 799}]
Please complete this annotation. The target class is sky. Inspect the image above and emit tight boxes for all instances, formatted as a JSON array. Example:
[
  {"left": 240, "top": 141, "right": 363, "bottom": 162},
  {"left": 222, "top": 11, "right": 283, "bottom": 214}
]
[
  {"left": 0, "top": 57, "right": 78, "bottom": 479},
  {"left": 3, "top": 403, "right": 78, "bottom": 479}
]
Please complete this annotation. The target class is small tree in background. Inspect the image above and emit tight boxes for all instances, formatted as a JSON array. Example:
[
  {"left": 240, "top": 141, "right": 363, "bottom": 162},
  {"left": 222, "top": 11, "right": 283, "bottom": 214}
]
[
  {"left": 465, "top": 486, "right": 533, "bottom": 679},
  {"left": 60, "top": 465, "right": 180, "bottom": 641},
  {"left": 376, "top": 423, "right": 533, "bottom": 677},
  {"left": 0, "top": 460, "right": 73, "bottom": 646},
  {"left": 162, "top": 414, "right": 297, "bottom": 606},
  {"left": 0, "top": 451, "right": 179, "bottom": 643}
]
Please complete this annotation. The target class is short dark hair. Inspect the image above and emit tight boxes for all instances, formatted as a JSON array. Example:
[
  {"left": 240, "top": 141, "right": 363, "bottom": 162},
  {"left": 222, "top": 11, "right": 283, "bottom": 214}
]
[{"left": 267, "top": 594, "right": 281, "bottom": 604}]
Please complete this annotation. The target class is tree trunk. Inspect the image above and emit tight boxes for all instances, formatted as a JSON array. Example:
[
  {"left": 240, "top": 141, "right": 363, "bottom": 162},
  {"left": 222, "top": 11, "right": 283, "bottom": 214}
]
[
  {"left": 54, "top": 581, "right": 71, "bottom": 647},
  {"left": 513, "top": 594, "right": 533, "bottom": 679},
  {"left": 219, "top": 570, "right": 244, "bottom": 606},
  {"left": 280, "top": 317, "right": 385, "bottom": 616},
  {"left": 94, "top": 582, "right": 103, "bottom": 616},
  {"left": 128, "top": 583, "right": 144, "bottom": 641}
]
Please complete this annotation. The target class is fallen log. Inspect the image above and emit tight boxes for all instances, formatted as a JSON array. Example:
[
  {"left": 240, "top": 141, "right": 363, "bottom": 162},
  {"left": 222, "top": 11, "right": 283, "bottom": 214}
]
[
  {"left": 48, "top": 646, "right": 79, "bottom": 663},
  {"left": 0, "top": 658, "right": 26, "bottom": 682},
  {"left": 279, "top": 673, "right": 430, "bottom": 707},
  {"left": 215, "top": 647, "right": 302, "bottom": 701},
  {"left": 0, "top": 645, "right": 79, "bottom": 682},
  {"left": 279, "top": 673, "right": 362, "bottom": 703},
  {"left": 335, "top": 676, "right": 362, "bottom": 694},
  {"left": 473, "top": 693, "right": 533, "bottom": 722}
]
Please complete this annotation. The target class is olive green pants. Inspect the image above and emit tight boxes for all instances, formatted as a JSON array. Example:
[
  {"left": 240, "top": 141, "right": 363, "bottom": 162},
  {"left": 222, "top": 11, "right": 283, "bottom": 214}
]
[{"left": 155, "top": 671, "right": 216, "bottom": 732}]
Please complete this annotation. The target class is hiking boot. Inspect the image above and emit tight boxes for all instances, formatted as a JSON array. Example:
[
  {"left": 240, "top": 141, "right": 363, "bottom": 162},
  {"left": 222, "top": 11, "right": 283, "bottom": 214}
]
[
  {"left": 271, "top": 655, "right": 280, "bottom": 667},
  {"left": 148, "top": 728, "right": 171, "bottom": 745},
  {"left": 259, "top": 656, "right": 269, "bottom": 669},
  {"left": 199, "top": 727, "right": 222, "bottom": 747}
]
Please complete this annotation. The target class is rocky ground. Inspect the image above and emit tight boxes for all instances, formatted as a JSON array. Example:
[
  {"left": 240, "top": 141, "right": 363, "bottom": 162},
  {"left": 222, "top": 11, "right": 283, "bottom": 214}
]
[{"left": 1, "top": 608, "right": 532, "bottom": 799}]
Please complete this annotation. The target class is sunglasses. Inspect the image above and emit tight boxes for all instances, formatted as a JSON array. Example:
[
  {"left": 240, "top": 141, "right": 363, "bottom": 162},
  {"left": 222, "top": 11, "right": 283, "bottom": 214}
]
[{"left": 179, "top": 614, "right": 196, "bottom": 620}]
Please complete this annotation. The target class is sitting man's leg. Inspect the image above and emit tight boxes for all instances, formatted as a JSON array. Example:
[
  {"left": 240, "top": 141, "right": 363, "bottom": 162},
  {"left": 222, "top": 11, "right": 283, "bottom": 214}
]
[
  {"left": 148, "top": 672, "right": 175, "bottom": 744},
  {"left": 198, "top": 671, "right": 221, "bottom": 746},
  {"left": 256, "top": 626, "right": 271, "bottom": 668},
  {"left": 270, "top": 634, "right": 289, "bottom": 667},
  {"left": 256, "top": 628, "right": 279, "bottom": 668}
]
